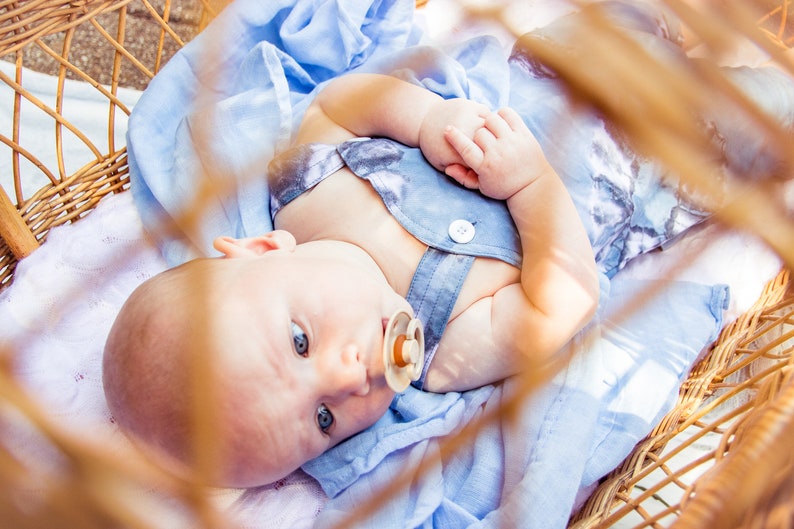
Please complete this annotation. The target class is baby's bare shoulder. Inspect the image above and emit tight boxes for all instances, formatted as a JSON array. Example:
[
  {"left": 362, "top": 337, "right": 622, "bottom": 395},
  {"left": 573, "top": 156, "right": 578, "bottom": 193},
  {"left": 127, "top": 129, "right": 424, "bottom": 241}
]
[{"left": 292, "top": 100, "right": 357, "bottom": 145}]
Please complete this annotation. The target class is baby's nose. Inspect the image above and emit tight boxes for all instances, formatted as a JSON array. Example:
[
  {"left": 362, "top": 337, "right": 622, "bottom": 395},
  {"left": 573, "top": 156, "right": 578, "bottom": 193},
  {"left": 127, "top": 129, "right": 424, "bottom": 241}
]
[{"left": 325, "top": 344, "right": 369, "bottom": 398}]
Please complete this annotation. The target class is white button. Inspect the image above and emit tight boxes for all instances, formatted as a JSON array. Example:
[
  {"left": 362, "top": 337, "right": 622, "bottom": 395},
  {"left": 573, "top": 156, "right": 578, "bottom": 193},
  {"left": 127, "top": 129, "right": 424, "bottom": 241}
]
[{"left": 448, "top": 219, "right": 475, "bottom": 244}]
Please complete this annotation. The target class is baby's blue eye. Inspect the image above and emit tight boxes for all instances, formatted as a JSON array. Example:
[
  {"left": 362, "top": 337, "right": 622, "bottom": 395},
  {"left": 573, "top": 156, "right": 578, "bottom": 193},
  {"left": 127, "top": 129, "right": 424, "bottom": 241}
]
[
  {"left": 317, "top": 404, "right": 334, "bottom": 433},
  {"left": 291, "top": 322, "right": 309, "bottom": 356}
]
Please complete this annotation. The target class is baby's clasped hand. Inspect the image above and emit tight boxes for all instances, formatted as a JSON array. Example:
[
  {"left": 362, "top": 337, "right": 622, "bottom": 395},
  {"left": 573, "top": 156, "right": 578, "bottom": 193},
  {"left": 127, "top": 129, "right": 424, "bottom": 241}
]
[
  {"left": 418, "top": 97, "right": 489, "bottom": 175},
  {"left": 444, "top": 107, "right": 553, "bottom": 201}
]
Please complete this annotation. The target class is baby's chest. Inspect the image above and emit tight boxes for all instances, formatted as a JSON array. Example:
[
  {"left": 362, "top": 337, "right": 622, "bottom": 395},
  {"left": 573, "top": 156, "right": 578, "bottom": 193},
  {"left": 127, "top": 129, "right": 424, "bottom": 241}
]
[
  {"left": 274, "top": 167, "right": 520, "bottom": 309},
  {"left": 273, "top": 170, "right": 426, "bottom": 293}
]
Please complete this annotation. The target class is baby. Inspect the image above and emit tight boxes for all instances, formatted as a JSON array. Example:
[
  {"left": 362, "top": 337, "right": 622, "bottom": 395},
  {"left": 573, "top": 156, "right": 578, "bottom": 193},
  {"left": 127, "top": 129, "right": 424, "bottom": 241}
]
[
  {"left": 103, "top": 71, "right": 601, "bottom": 487},
  {"left": 103, "top": 0, "right": 794, "bottom": 489}
]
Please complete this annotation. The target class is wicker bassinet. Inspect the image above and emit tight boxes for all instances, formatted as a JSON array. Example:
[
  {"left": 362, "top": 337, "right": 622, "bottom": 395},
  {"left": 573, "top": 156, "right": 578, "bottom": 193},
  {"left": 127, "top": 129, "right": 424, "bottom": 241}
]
[{"left": 1, "top": 0, "right": 793, "bottom": 527}]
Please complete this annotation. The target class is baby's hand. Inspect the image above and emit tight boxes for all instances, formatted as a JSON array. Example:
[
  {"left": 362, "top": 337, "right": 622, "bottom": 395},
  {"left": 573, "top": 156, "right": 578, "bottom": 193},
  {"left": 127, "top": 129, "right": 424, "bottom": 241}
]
[
  {"left": 418, "top": 98, "right": 490, "bottom": 173},
  {"left": 444, "top": 108, "right": 551, "bottom": 200}
]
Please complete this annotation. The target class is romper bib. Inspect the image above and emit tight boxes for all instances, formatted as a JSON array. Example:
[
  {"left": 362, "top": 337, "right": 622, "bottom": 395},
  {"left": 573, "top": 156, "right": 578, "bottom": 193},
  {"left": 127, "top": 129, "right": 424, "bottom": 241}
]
[{"left": 268, "top": 137, "right": 522, "bottom": 389}]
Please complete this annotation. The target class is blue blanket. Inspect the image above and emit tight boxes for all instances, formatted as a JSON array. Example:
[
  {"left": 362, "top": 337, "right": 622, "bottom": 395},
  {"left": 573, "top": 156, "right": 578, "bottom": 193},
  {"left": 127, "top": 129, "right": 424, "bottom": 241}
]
[
  {"left": 304, "top": 277, "right": 727, "bottom": 528},
  {"left": 127, "top": 1, "right": 733, "bottom": 527}
]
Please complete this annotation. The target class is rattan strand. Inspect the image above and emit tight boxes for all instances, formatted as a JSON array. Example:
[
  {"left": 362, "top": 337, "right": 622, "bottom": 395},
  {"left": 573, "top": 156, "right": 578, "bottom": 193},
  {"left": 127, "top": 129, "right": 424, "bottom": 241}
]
[
  {"left": 570, "top": 271, "right": 794, "bottom": 528},
  {"left": 0, "top": 0, "right": 138, "bottom": 57},
  {"left": 0, "top": 0, "right": 193, "bottom": 284},
  {"left": 1, "top": 1, "right": 794, "bottom": 528}
]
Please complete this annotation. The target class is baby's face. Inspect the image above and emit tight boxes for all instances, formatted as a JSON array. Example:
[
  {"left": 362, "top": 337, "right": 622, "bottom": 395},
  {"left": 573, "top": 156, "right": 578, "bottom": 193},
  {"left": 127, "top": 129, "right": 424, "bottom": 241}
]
[{"left": 211, "top": 238, "right": 410, "bottom": 486}]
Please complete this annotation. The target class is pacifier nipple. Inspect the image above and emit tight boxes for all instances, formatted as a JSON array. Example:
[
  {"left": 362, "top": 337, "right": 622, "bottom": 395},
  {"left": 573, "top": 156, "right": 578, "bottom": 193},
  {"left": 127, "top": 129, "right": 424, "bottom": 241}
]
[{"left": 383, "top": 310, "right": 425, "bottom": 392}]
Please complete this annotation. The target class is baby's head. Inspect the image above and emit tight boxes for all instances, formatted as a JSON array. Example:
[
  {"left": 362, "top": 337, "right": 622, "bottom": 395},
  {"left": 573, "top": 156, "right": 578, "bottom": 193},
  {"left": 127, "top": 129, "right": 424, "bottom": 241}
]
[{"left": 103, "top": 231, "right": 410, "bottom": 487}]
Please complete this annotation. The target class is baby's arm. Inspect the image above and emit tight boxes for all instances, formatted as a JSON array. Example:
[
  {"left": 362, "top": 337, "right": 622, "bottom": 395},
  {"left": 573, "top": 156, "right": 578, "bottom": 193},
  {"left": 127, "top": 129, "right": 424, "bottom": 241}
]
[
  {"left": 296, "top": 73, "right": 488, "bottom": 174},
  {"left": 428, "top": 109, "right": 601, "bottom": 391},
  {"left": 299, "top": 73, "right": 600, "bottom": 389}
]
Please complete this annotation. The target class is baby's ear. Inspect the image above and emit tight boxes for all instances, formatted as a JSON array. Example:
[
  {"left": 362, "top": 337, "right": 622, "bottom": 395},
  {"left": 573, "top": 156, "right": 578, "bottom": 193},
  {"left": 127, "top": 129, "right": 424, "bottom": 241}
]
[{"left": 213, "top": 230, "right": 297, "bottom": 258}]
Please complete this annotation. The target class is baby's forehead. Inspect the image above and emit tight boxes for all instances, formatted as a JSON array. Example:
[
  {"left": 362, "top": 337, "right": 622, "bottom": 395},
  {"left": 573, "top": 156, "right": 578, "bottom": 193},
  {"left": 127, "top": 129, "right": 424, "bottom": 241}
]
[{"left": 212, "top": 300, "right": 289, "bottom": 372}]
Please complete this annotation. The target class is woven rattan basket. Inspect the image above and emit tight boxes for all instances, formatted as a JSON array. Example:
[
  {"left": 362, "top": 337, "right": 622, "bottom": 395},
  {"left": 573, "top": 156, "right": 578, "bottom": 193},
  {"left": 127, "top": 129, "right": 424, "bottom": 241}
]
[
  {"left": 0, "top": 0, "right": 203, "bottom": 287},
  {"left": 1, "top": 0, "right": 793, "bottom": 527}
]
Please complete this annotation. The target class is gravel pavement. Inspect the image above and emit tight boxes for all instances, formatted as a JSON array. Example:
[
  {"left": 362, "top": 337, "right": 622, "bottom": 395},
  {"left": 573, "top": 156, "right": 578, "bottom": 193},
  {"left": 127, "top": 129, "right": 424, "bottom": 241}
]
[{"left": 4, "top": 0, "right": 203, "bottom": 91}]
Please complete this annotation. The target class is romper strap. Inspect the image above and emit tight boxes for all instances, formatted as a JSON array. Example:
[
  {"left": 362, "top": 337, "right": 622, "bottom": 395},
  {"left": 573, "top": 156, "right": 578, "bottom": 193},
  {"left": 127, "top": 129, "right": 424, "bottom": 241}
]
[
  {"left": 406, "top": 247, "right": 475, "bottom": 390},
  {"left": 268, "top": 143, "right": 344, "bottom": 216}
]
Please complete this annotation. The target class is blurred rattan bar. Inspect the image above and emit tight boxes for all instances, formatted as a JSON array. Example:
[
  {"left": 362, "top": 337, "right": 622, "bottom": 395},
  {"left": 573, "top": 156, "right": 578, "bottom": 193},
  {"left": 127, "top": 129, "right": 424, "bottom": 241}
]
[{"left": 2, "top": 0, "right": 794, "bottom": 528}]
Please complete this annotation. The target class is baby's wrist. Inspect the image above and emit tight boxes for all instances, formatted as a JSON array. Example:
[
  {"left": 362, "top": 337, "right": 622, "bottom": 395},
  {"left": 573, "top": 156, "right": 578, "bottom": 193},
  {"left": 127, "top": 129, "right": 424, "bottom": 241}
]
[
  {"left": 418, "top": 98, "right": 446, "bottom": 137},
  {"left": 505, "top": 165, "right": 556, "bottom": 202}
]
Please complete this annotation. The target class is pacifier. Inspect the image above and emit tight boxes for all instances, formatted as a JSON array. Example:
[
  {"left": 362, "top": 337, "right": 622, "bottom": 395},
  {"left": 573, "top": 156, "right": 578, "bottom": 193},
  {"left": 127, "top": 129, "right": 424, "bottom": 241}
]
[{"left": 383, "top": 310, "right": 425, "bottom": 392}]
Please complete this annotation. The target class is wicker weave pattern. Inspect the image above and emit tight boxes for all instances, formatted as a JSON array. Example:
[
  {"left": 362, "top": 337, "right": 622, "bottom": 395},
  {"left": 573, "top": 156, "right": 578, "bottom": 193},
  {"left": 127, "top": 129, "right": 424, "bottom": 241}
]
[
  {"left": 0, "top": 0, "right": 198, "bottom": 288},
  {"left": 570, "top": 270, "right": 794, "bottom": 527},
  {"left": 2, "top": 0, "right": 134, "bottom": 55}
]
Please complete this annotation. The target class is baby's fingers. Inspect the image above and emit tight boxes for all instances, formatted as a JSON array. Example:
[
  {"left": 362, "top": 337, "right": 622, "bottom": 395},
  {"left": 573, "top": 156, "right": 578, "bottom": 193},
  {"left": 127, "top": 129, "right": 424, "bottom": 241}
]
[
  {"left": 497, "top": 107, "right": 528, "bottom": 132},
  {"left": 445, "top": 125, "right": 483, "bottom": 170},
  {"left": 445, "top": 164, "right": 479, "bottom": 189},
  {"left": 483, "top": 111, "right": 511, "bottom": 138}
]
